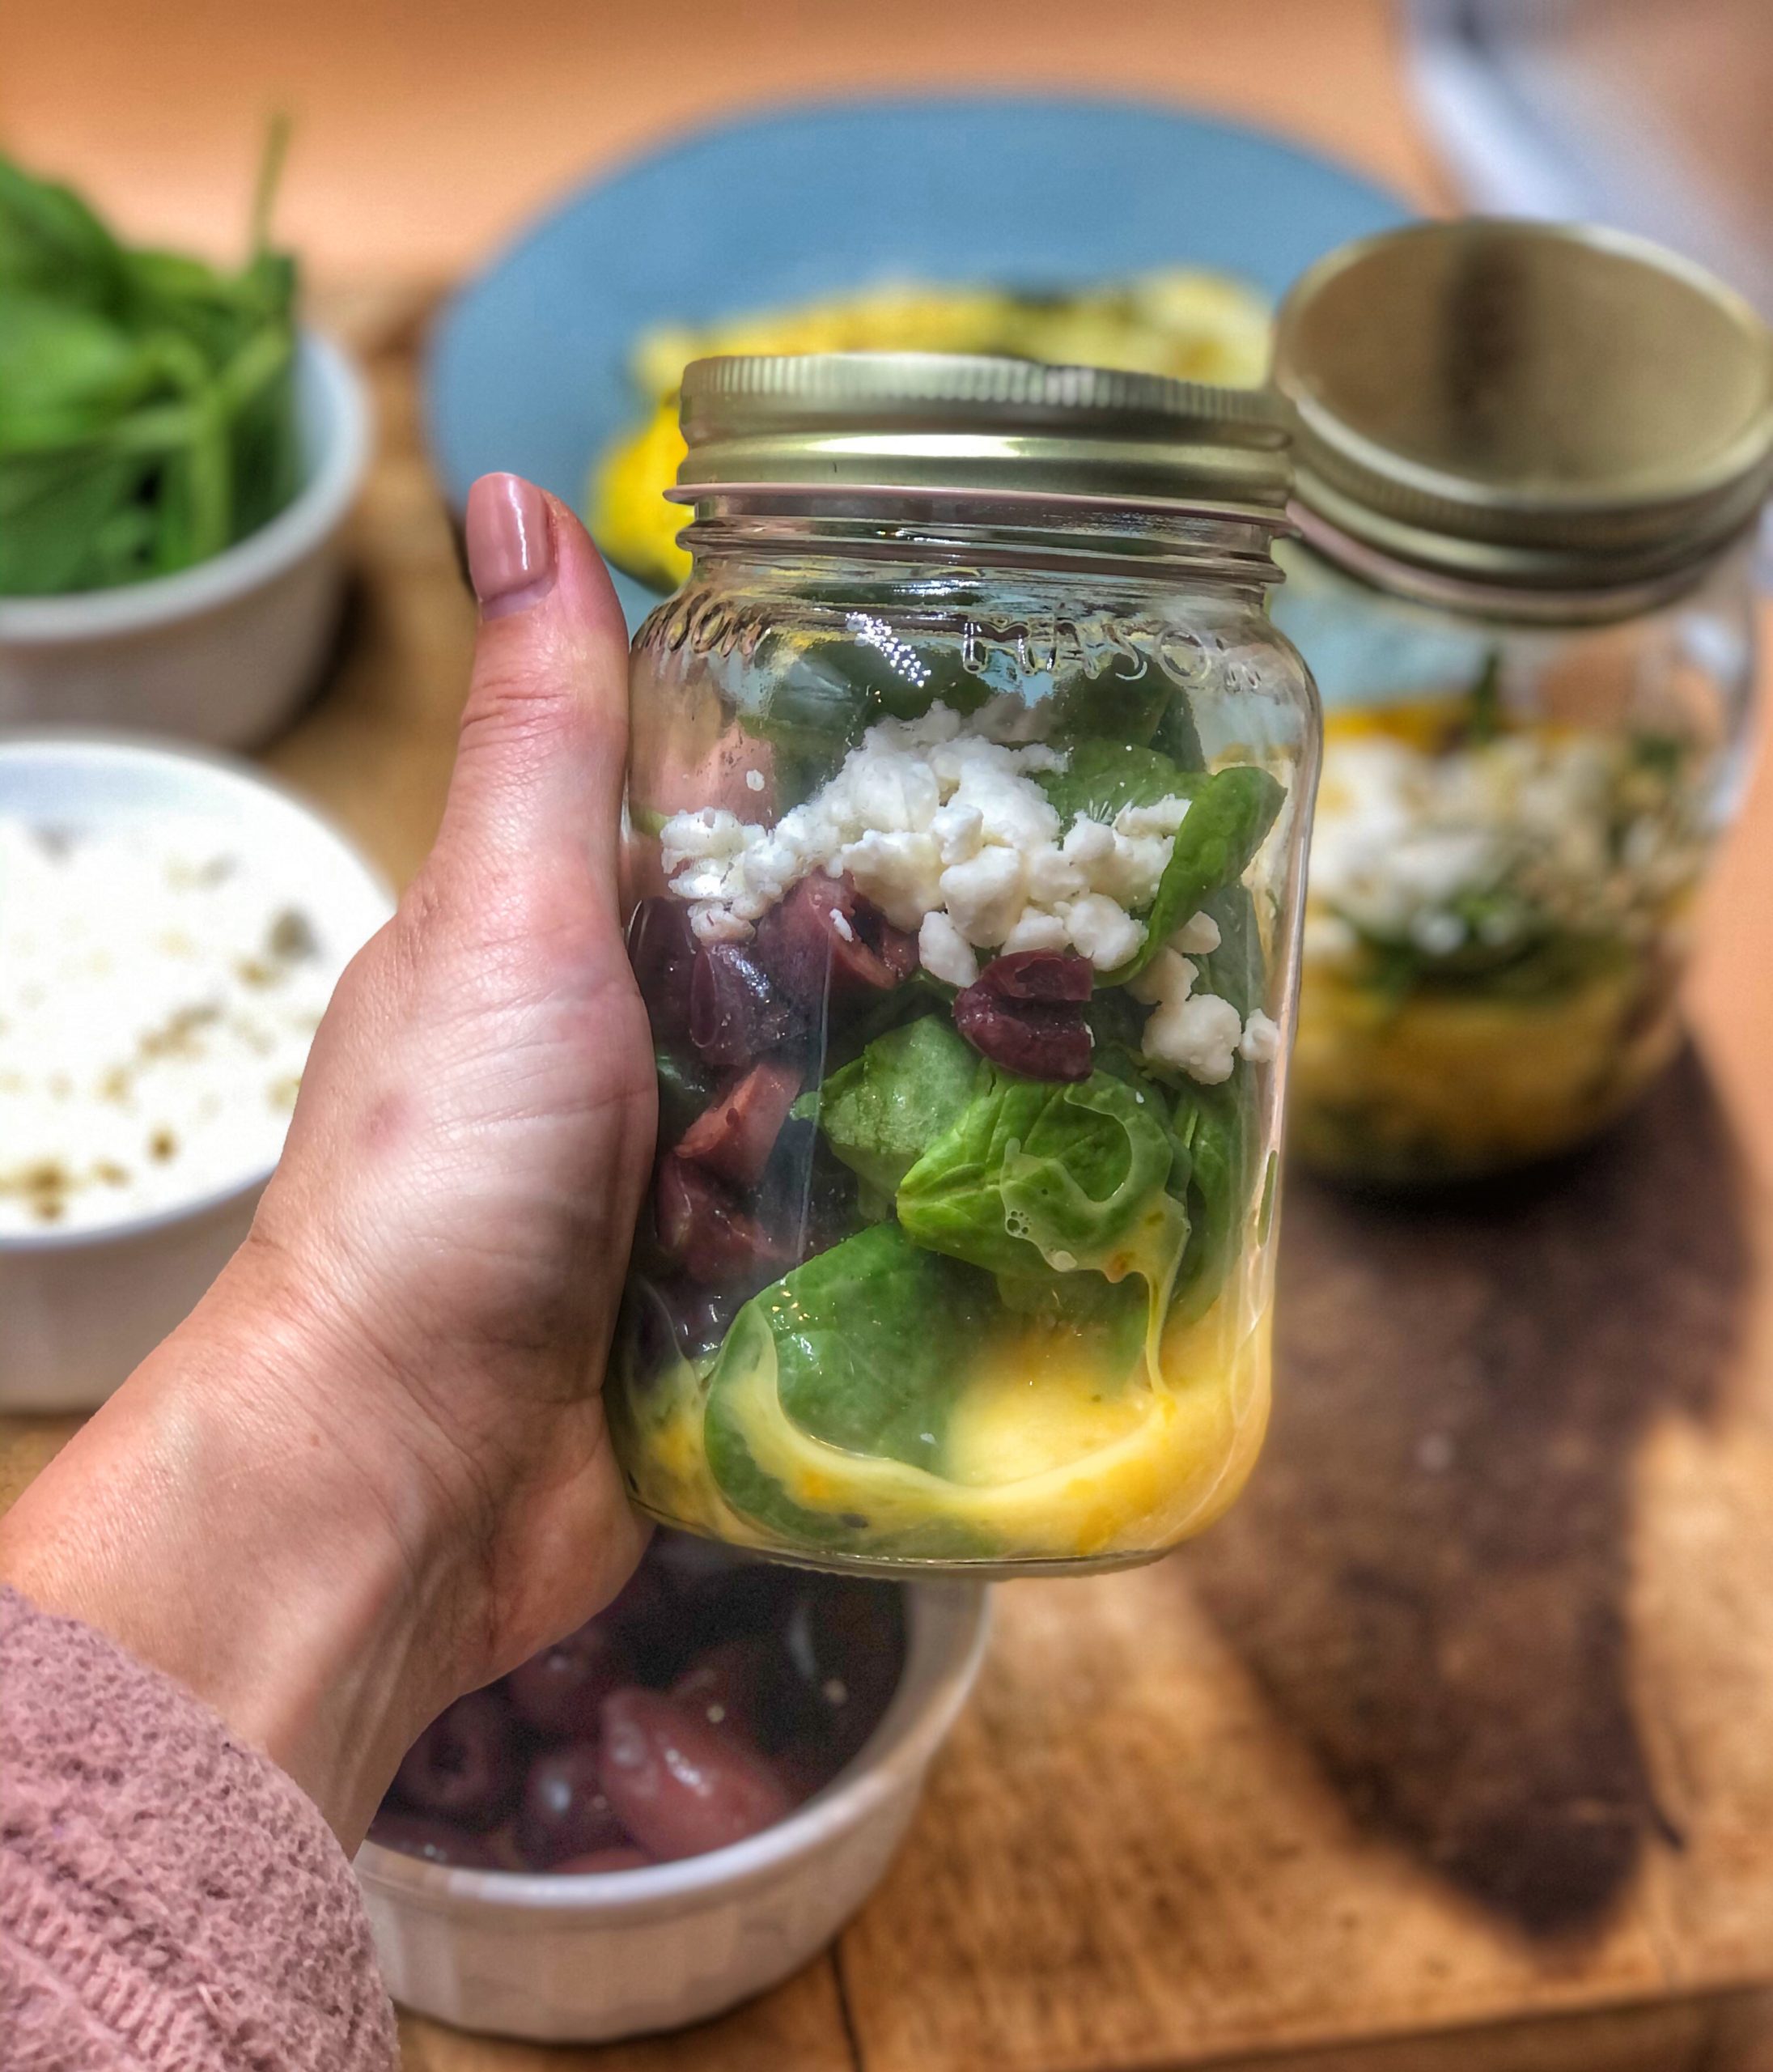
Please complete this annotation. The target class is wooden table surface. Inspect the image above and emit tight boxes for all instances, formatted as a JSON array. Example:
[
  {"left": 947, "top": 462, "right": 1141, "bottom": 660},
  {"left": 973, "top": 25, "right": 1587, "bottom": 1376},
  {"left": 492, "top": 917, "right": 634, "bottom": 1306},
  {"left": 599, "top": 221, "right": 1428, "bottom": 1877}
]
[{"left": 6, "top": 7, "right": 1773, "bottom": 2068}]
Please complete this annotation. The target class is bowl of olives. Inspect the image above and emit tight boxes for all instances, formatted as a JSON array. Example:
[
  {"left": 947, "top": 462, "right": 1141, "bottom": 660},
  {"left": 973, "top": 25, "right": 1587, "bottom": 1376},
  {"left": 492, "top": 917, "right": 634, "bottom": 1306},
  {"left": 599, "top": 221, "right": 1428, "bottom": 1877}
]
[{"left": 354, "top": 1531, "right": 988, "bottom": 2041}]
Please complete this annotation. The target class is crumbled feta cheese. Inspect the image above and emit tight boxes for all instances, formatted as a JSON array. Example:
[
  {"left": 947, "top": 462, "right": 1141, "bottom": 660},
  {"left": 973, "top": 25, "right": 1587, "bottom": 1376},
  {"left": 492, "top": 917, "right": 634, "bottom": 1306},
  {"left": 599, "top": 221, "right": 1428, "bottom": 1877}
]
[
  {"left": 689, "top": 902, "right": 751, "bottom": 945},
  {"left": 1000, "top": 911, "right": 1071, "bottom": 955},
  {"left": 1026, "top": 848, "right": 1088, "bottom": 904},
  {"left": 660, "top": 805, "right": 759, "bottom": 877},
  {"left": 1064, "top": 894, "right": 1146, "bottom": 971},
  {"left": 1128, "top": 947, "right": 1197, "bottom": 1008},
  {"left": 1116, "top": 796, "right": 1192, "bottom": 839},
  {"left": 830, "top": 910, "right": 855, "bottom": 944},
  {"left": 1238, "top": 1009, "right": 1281, "bottom": 1064},
  {"left": 1173, "top": 910, "right": 1222, "bottom": 955},
  {"left": 1093, "top": 830, "right": 1172, "bottom": 907},
  {"left": 1143, "top": 991, "right": 1244, "bottom": 1084},
  {"left": 940, "top": 847, "right": 1028, "bottom": 947},
  {"left": 918, "top": 911, "right": 979, "bottom": 988},
  {"left": 1062, "top": 819, "right": 1116, "bottom": 872},
  {"left": 842, "top": 830, "right": 944, "bottom": 931},
  {"left": 930, "top": 801, "right": 984, "bottom": 867},
  {"left": 0, "top": 817, "right": 370, "bottom": 1236},
  {"left": 651, "top": 699, "right": 1204, "bottom": 971}
]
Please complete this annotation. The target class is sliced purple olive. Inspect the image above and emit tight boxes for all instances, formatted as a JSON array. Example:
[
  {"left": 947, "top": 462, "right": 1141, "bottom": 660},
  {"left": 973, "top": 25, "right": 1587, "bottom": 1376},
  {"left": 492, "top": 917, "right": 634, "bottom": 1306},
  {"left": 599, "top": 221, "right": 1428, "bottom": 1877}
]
[
  {"left": 689, "top": 944, "right": 802, "bottom": 1067},
  {"left": 597, "top": 1688, "right": 793, "bottom": 1863},
  {"left": 973, "top": 949, "right": 1094, "bottom": 1004},
  {"left": 504, "top": 1620, "right": 634, "bottom": 1739},
  {"left": 675, "top": 1061, "right": 804, "bottom": 1188},
  {"left": 627, "top": 898, "right": 698, "bottom": 1047},
  {"left": 669, "top": 1636, "right": 778, "bottom": 1740},
  {"left": 772, "top": 1580, "right": 906, "bottom": 1767},
  {"left": 516, "top": 1743, "right": 632, "bottom": 1867},
  {"left": 953, "top": 950, "right": 1094, "bottom": 1082},
  {"left": 654, "top": 1158, "right": 787, "bottom": 1285},
  {"left": 391, "top": 1689, "right": 521, "bottom": 1829},
  {"left": 754, "top": 875, "right": 917, "bottom": 1006}
]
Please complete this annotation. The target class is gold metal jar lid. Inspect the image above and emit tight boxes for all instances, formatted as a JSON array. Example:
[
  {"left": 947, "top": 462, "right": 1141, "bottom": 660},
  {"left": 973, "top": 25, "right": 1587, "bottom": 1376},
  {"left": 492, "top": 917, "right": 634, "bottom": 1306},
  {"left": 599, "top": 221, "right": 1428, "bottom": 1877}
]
[
  {"left": 1272, "top": 219, "right": 1773, "bottom": 591},
  {"left": 669, "top": 351, "right": 1294, "bottom": 520}
]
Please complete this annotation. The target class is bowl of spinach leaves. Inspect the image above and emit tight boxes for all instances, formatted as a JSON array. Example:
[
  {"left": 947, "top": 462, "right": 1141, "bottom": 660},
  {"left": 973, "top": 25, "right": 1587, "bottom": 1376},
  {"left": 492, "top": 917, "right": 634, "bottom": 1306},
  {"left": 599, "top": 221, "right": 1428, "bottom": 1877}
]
[{"left": 0, "top": 146, "right": 371, "bottom": 747}]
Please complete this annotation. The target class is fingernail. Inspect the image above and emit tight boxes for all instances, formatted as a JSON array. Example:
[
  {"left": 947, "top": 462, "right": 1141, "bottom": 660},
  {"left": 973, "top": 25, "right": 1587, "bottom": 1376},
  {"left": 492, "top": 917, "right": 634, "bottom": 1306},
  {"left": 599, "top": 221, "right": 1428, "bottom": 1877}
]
[{"left": 465, "top": 474, "right": 556, "bottom": 618}]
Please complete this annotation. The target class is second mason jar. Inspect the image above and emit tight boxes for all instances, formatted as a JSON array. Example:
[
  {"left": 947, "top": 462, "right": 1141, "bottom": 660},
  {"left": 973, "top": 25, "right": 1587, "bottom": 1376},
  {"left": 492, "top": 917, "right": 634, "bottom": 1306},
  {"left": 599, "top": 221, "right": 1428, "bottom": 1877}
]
[
  {"left": 612, "top": 352, "right": 1317, "bottom": 1574},
  {"left": 1270, "top": 220, "right": 1772, "bottom": 1187}
]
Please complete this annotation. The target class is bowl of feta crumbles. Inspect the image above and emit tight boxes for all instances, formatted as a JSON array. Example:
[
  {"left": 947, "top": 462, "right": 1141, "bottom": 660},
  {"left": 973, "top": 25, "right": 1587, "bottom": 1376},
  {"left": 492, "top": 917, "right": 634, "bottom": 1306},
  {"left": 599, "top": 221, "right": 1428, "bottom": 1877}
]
[{"left": 0, "top": 732, "right": 394, "bottom": 1411}]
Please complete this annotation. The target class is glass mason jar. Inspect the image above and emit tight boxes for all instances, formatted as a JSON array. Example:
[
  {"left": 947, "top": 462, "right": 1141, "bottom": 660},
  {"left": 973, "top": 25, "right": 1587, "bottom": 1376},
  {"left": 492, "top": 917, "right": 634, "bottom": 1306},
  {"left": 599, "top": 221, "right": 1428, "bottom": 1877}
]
[
  {"left": 1269, "top": 222, "right": 1771, "bottom": 1188},
  {"left": 611, "top": 353, "right": 1317, "bottom": 1575}
]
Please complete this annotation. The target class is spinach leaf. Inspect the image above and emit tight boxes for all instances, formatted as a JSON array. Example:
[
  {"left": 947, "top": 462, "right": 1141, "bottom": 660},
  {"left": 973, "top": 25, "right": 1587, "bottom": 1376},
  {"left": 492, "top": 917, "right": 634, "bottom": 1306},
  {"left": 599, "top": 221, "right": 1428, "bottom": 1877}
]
[
  {"left": 1167, "top": 1072, "right": 1258, "bottom": 1326},
  {"left": 0, "top": 145, "right": 299, "bottom": 597},
  {"left": 1108, "top": 764, "right": 1284, "bottom": 983},
  {"left": 897, "top": 1064, "right": 1186, "bottom": 1298},
  {"left": 702, "top": 1223, "right": 998, "bottom": 1556},
  {"left": 796, "top": 1014, "right": 980, "bottom": 1198},
  {"left": 1191, "top": 883, "right": 1266, "bottom": 1018},
  {"left": 753, "top": 632, "right": 986, "bottom": 804},
  {"left": 1048, "top": 656, "right": 1207, "bottom": 771},
  {"left": 994, "top": 1265, "right": 1148, "bottom": 1378},
  {"left": 1037, "top": 738, "right": 1198, "bottom": 826}
]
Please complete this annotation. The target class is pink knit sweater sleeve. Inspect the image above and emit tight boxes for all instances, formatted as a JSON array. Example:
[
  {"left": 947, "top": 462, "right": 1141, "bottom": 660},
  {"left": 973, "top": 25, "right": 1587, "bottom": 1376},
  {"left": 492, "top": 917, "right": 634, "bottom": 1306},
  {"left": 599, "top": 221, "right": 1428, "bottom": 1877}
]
[{"left": 0, "top": 1586, "right": 397, "bottom": 2071}]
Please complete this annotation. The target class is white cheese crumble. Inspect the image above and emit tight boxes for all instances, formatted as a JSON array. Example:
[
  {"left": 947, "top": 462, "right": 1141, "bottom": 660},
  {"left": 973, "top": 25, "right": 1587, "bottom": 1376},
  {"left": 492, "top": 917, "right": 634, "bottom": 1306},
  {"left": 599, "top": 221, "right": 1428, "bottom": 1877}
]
[
  {"left": 657, "top": 703, "right": 1176, "bottom": 969},
  {"left": 0, "top": 818, "right": 357, "bottom": 1236},
  {"left": 1143, "top": 991, "right": 1245, "bottom": 1085},
  {"left": 656, "top": 703, "right": 1275, "bottom": 1082},
  {"left": 1307, "top": 728, "right": 1703, "bottom": 958}
]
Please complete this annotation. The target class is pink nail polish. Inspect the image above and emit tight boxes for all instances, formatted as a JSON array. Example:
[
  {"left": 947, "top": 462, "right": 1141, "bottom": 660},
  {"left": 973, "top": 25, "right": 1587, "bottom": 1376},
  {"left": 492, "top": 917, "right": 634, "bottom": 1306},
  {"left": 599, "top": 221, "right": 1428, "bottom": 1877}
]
[{"left": 465, "top": 474, "right": 557, "bottom": 618}]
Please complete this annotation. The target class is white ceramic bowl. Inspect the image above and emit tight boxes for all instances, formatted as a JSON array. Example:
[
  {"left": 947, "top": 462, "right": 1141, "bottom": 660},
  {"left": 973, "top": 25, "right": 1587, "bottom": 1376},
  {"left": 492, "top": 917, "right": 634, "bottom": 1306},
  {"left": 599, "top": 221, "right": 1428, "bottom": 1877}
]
[
  {"left": 356, "top": 1580, "right": 989, "bottom": 2042},
  {"left": 0, "top": 732, "right": 394, "bottom": 1412},
  {"left": 0, "top": 331, "right": 371, "bottom": 749}
]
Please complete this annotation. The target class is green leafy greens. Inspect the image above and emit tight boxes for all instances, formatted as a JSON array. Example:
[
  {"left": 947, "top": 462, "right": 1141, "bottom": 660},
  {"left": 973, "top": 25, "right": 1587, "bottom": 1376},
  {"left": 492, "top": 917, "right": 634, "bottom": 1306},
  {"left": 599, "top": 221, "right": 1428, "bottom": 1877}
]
[
  {"left": 897, "top": 1063, "right": 1187, "bottom": 1298},
  {"left": 0, "top": 137, "right": 299, "bottom": 597},
  {"left": 702, "top": 1221, "right": 998, "bottom": 1555},
  {"left": 793, "top": 1013, "right": 980, "bottom": 1199}
]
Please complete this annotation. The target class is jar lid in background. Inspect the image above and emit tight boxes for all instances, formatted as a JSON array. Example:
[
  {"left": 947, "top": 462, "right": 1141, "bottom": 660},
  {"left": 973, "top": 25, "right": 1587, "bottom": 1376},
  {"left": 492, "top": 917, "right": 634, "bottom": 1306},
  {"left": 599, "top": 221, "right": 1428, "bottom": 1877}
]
[
  {"left": 1272, "top": 219, "right": 1773, "bottom": 592},
  {"left": 669, "top": 352, "right": 1294, "bottom": 522}
]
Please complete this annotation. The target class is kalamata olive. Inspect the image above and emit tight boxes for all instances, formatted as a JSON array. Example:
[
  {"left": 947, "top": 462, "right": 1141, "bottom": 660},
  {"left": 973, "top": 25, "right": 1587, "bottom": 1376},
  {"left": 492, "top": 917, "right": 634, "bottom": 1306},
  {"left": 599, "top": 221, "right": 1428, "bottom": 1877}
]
[
  {"left": 654, "top": 1159, "right": 787, "bottom": 1285},
  {"left": 674, "top": 1061, "right": 803, "bottom": 1187},
  {"left": 367, "top": 1807, "right": 498, "bottom": 1867},
  {"left": 627, "top": 898, "right": 698, "bottom": 1047},
  {"left": 598, "top": 1688, "right": 793, "bottom": 1862},
  {"left": 391, "top": 1689, "right": 521, "bottom": 1828},
  {"left": 772, "top": 1582, "right": 906, "bottom": 1766},
  {"left": 515, "top": 1743, "right": 632, "bottom": 1866},
  {"left": 953, "top": 950, "right": 1094, "bottom": 1082},
  {"left": 505, "top": 1621, "right": 634, "bottom": 1739},
  {"left": 670, "top": 1636, "right": 778, "bottom": 1739},
  {"left": 554, "top": 1845, "right": 654, "bottom": 1875},
  {"left": 754, "top": 875, "right": 917, "bottom": 1004},
  {"left": 689, "top": 945, "right": 802, "bottom": 1067},
  {"left": 975, "top": 949, "right": 1095, "bottom": 1004}
]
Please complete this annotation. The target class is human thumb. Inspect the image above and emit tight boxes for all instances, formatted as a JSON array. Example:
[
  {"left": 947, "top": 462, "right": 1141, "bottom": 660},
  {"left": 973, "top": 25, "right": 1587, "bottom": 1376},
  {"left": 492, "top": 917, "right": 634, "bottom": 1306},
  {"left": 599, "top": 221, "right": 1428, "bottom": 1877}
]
[{"left": 437, "top": 473, "right": 632, "bottom": 902}]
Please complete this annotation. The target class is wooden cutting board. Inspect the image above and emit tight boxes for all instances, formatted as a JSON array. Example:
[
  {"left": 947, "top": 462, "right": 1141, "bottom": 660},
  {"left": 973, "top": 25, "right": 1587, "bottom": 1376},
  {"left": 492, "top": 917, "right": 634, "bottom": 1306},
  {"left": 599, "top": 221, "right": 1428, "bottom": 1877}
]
[{"left": 6, "top": 304, "right": 1773, "bottom": 2072}]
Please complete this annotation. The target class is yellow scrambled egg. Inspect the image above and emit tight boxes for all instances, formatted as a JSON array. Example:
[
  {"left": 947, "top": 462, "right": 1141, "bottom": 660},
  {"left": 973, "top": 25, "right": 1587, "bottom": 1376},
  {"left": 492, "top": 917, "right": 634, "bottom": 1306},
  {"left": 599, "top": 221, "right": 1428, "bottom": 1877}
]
[{"left": 589, "top": 270, "right": 1273, "bottom": 592}]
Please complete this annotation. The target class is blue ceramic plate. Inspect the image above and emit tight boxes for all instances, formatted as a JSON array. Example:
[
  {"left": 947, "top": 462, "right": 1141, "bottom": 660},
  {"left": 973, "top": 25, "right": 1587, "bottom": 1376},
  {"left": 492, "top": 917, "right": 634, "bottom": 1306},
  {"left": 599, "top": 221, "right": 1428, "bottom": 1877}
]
[{"left": 426, "top": 95, "right": 1410, "bottom": 628}]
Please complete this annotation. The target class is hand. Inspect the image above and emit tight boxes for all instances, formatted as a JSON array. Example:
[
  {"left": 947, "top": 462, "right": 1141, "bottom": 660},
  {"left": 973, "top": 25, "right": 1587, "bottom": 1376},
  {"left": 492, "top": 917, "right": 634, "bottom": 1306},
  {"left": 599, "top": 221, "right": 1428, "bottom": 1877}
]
[{"left": 0, "top": 478, "right": 657, "bottom": 1844}]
